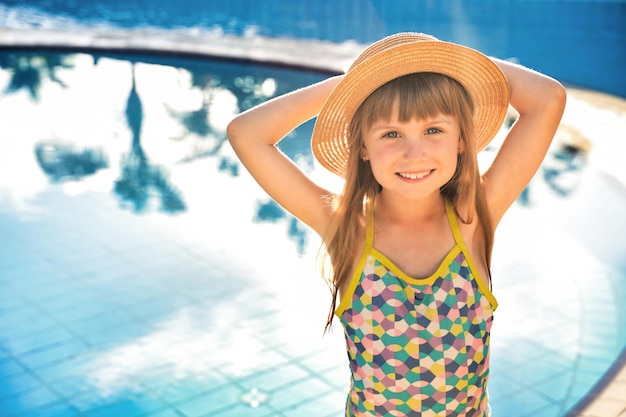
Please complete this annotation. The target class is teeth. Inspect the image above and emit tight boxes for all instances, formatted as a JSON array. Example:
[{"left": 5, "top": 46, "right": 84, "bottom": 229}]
[{"left": 399, "top": 171, "right": 431, "bottom": 180}]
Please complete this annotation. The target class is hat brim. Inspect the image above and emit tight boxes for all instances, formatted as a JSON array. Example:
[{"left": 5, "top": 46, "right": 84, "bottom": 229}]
[{"left": 311, "top": 38, "right": 510, "bottom": 178}]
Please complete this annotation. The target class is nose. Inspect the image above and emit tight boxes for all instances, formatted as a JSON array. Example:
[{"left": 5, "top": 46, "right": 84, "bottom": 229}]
[{"left": 403, "top": 136, "right": 427, "bottom": 160}]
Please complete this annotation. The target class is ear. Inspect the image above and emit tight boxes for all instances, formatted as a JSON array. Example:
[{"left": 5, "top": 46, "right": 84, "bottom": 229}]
[
  {"left": 360, "top": 147, "right": 369, "bottom": 161},
  {"left": 457, "top": 137, "right": 465, "bottom": 154}
]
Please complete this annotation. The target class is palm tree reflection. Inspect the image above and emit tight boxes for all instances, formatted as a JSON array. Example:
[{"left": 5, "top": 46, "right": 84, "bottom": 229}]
[
  {"left": 165, "top": 64, "right": 313, "bottom": 249},
  {"left": 507, "top": 116, "right": 590, "bottom": 205},
  {"left": 0, "top": 52, "right": 72, "bottom": 100},
  {"left": 255, "top": 199, "right": 308, "bottom": 254},
  {"left": 35, "top": 142, "right": 108, "bottom": 182},
  {"left": 542, "top": 140, "right": 589, "bottom": 198},
  {"left": 4, "top": 50, "right": 593, "bottom": 250},
  {"left": 2, "top": 54, "right": 110, "bottom": 185},
  {"left": 114, "top": 63, "right": 186, "bottom": 214}
]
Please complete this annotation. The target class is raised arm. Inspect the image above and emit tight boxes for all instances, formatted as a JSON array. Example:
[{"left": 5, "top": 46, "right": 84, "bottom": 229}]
[
  {"left": 227, "top": 75, "right": 344, "bottom": 235},
  {"left": 482, "top": 58, "right": 567, "bottom": 225}
]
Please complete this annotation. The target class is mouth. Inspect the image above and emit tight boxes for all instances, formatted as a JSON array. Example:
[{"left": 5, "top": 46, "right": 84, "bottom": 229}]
[{"left": 397, "top": 170, "right": 434, "bottom": 180}]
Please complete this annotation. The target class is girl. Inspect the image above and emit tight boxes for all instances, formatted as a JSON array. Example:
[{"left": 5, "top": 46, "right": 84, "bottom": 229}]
[{"left": 227, "top": 33, "right": 566, "bottom": 416}]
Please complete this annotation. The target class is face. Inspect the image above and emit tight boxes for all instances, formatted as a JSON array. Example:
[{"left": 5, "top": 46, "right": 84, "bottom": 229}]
[{"left": 360, "top": 106, "right": 463, "bottom": 201}]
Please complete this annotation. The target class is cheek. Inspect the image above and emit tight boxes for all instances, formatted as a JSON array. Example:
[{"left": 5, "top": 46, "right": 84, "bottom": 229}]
[
  {"left": 366, "top": 153, "right": 393, "bottom": 184},
  {"left": 442, "top": 145, "right": 462, "bottom": 179},
  {"left": 368, "top": 159, "right": 385, "bottom": 180},
  {"left": 366, "top": 146, "right": 390, "bottom": 166}
]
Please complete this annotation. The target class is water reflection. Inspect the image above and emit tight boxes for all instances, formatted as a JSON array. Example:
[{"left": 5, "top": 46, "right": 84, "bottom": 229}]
[
  {"left": 516, "top": 124, "right": 591, "bottom": 206},
  {"left": 542, "top": 128, "right": 590, "bottom": 198},
  {"left": 0, "top": 49, "right": 608, "bottom": 244},
  {"left": 0, "top": 52, "right": 72, "bottom": 100},
  {"left": 114, "top": 63, "right": 186, "bottom": 213},
  {"left": 35, "top": 141, "right": 108, "bottom": 182},
  {"left": 0, "top": 50, "right": 325, "bottom": 244},
  {"left": 255, "top": 199, "right": 308, "bottom": 254}
]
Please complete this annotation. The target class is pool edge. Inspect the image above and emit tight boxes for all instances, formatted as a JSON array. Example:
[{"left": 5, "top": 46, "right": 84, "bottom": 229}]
[
  {"left": 566, "top": 347, "right": 626, "bottom": 417},
  {"left": 0, "top": 27, "right": 356, "bottom": 75}
]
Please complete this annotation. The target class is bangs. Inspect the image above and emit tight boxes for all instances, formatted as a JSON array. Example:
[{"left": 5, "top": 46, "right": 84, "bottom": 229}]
[{"left": 355, "top": 72, "right": 474, "bottom": 132}]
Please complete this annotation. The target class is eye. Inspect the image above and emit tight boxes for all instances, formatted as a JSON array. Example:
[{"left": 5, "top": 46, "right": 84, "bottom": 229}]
[
  {"left": 383, "top": 131, "right": 400, "bottom": 138},
  {"left": 426, "top": 127, "right": 441, "bottom": 135}
]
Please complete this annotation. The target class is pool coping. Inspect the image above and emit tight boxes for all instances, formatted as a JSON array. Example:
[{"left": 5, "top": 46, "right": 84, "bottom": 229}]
[
  {"left": 566, "top": 347, "right": 626, "bottom": 417},
  {"left": 1, "top": 27, "right": 625, "bottom": 417},
  {"left": 0, "top": 27, "right": 355, "bottom": 74}
]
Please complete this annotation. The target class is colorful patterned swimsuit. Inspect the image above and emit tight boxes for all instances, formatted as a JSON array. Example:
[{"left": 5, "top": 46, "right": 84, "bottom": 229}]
[{"left": 336, "top": 200, "right": 498, "bottom": 417}]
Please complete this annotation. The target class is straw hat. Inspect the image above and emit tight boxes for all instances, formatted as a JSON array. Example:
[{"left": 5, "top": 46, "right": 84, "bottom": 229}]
[{"left": 311, "top": 32, "right": 510, "bottom": 177}]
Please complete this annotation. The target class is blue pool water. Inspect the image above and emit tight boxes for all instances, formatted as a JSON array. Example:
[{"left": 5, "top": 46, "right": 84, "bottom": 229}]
[
  {"left": 1, "top": 0, "right": 625, "bottom": 97},
  {"left": 1, "top": 2, "right": 626, "bottom": 417}
]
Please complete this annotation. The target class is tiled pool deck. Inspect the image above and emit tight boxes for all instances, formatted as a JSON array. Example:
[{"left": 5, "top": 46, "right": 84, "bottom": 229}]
[{"left": 1, "top": 29, "right": 625, "bottom": 417}]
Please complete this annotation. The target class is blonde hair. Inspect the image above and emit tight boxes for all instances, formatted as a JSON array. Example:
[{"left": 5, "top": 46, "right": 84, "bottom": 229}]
[{"left": 322, "top": 72, "right": 494, "bottom": 332}]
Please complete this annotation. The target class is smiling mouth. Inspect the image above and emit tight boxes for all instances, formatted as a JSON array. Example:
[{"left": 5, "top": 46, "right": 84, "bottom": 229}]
[{"left": 398, "top": 170, "right": 433, "bottom": 180}]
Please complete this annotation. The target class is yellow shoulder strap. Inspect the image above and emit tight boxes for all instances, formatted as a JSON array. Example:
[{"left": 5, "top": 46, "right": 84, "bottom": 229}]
[
  {"left": 445, "top": 200, "right": 464, "bottom": 247},
  {"left": 444, "top": 200, "right": 498, "bottom": 310},
  {"left": 365, "top": 200, "right": 375, "bottom": 248}
]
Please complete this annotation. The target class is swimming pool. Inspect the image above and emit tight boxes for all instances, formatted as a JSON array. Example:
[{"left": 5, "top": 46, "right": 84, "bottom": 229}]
[
  {"left": 2, "top": 0, "right": 625, "bottom": 97},
  {"left": 1, "top": 46, "right": 625, "bottom": 417},
  {"left": 1, "top": 1, "right": 626, "bottom": 416}
]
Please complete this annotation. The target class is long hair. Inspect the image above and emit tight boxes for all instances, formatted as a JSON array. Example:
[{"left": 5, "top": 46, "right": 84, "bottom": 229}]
[{"left": 322, "top": 72, "right": 494, "bottom": 332}]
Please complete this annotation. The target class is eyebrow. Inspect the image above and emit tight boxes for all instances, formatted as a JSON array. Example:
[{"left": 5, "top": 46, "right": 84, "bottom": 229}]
[{"left": 369, "top": 117, "right": 455, "bottom": 131}]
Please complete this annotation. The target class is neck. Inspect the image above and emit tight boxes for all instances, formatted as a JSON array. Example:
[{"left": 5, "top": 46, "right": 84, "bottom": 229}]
[{"left": 375, "top": 191, "right": 446, "bottom": 224}]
